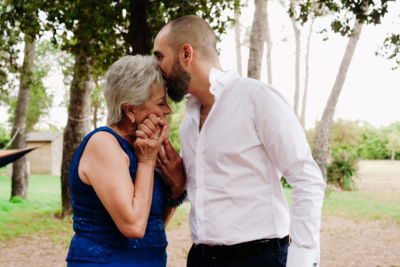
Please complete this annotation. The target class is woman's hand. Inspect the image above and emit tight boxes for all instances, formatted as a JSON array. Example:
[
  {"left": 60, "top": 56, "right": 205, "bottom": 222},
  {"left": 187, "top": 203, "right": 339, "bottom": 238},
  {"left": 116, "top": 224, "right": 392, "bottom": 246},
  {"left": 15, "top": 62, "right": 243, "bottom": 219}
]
[
  {"left": 134, "top": 115, "right": 168, "bottom": 164},
  {"left": 137, "top": 114, "right": 186, "bottom": 198}
]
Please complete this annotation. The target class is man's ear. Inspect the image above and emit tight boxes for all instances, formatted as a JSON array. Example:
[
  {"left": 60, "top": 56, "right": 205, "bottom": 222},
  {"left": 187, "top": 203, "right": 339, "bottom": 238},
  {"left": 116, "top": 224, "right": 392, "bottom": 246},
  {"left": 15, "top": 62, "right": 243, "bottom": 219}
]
[
  {"left": 122, "top": 104, "right": 136, "bottom": 123},
  {"left": 180, "top": 44, "right": 193, "bottom": 66}
]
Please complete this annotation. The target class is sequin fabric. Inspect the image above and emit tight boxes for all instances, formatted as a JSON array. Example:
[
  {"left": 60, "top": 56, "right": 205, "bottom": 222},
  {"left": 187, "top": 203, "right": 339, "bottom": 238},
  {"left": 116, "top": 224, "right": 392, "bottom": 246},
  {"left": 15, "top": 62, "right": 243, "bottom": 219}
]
[{"left": 66, "top": 127, "right": 168, "bottom": 265}]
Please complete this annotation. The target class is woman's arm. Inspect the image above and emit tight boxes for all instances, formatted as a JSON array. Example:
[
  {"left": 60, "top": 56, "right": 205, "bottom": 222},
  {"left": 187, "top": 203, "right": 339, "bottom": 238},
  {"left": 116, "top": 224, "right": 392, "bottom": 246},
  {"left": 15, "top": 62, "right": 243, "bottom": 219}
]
[
  {"left": 137, "top": 116, "right": 187, "bottom": 225},
  {"left": 78, "top": 126, "right": 167, "bottom": 238}
]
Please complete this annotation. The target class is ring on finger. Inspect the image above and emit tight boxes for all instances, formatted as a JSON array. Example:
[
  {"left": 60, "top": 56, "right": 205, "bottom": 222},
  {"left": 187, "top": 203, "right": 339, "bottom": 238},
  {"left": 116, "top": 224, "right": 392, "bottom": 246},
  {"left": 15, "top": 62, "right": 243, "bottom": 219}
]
[
  {"left": 154, "top": 135, "right": 160, "bottom": 140},
  {"left": 162, "top": 159, "right": 169, "bottom": 165}
]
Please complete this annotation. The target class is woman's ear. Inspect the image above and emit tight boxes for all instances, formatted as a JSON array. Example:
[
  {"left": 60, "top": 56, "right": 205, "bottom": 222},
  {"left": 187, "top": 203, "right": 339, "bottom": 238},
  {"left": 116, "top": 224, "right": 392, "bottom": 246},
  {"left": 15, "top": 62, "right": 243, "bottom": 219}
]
[{"left": 122, "top": 104, "right": 136, "bottom": 123}]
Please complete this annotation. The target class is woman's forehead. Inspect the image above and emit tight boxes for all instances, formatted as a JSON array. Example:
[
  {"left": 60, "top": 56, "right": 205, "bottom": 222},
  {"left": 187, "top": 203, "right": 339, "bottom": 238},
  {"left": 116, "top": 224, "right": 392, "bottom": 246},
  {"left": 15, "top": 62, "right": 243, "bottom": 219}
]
[{"left": 151, "top": 84, "right": 166, "bottom": 98}]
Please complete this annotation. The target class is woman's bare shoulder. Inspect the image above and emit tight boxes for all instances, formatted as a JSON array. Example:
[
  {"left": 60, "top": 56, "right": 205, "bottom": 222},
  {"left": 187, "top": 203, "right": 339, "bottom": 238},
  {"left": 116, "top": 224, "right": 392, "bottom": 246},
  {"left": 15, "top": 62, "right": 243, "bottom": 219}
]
[{"left": 83, "top": 131, "right": 128, "bottom": 163}]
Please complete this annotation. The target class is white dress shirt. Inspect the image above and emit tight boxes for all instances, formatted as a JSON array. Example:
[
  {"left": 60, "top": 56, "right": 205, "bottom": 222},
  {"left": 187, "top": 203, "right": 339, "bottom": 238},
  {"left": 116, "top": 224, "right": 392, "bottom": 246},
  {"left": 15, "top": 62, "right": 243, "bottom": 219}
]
[{"left": 180, "top": 68, "right": 326, "bottom": 266}]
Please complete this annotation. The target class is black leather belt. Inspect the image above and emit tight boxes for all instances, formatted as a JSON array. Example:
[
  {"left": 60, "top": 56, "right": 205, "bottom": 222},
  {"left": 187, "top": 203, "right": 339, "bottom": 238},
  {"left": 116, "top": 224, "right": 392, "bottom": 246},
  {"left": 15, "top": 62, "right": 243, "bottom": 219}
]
[{"left": 193, "top": 235, "right": 290, "bottom": 259}]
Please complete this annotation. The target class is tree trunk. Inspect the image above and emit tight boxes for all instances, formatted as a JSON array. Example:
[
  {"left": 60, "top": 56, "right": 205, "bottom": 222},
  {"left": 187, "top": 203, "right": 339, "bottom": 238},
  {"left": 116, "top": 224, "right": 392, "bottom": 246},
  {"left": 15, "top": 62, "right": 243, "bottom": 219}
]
[
  {"left": 290, "top": 0, "right": 301, "bottom": 117},
  {"left": 92, "top": 78, "right": 100, "bottom": 129},
  {"left": 391, "top": 150, "right": 395, "bottom": 161},
  {"left": 234, "top": 10, "right": 242, "bottom": 75},
  {"left": 60, "top": 51, "right": 92, "bottom": 216},
  {"left": 300, "top": 18, "right": 315, "bottom": 127},
  {"left": 265, "top": 0, "right": 273, "bottom": 85},
  {"left": 313, "top": 20, "right": 364, "bottom": 180},
  {"left": 92, "top": 105, "right": 98, "bottom": 129},
  {"left": 10, "top": 34, "right": 36, "bottom": 199},
  {"left": 247, "top": 0, "right": 267, "bottom": 80},
  {"left": 127, "top": 0, "right": 151, "bottom": 55}
]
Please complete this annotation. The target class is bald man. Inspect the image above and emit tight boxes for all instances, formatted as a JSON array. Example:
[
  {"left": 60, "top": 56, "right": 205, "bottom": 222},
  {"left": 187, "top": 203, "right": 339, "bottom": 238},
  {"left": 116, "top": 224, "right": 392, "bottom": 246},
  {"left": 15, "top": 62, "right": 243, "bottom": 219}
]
[{"left": 154, "top": 15, "right": 326, "bottom": 267}]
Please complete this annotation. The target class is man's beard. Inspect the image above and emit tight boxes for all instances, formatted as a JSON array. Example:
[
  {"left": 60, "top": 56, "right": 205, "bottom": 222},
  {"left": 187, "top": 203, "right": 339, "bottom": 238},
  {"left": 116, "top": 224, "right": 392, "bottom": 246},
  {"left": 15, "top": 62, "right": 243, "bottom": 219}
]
[{"left": 164, "top": 60, "right": 191, "bottom": 102}]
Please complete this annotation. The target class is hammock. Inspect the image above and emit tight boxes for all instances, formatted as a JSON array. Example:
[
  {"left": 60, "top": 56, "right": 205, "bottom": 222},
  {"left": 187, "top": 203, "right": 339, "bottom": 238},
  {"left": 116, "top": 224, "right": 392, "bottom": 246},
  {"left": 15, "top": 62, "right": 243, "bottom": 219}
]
[{"left": 0, "top": 147, "right": 37, "bottom": 168}]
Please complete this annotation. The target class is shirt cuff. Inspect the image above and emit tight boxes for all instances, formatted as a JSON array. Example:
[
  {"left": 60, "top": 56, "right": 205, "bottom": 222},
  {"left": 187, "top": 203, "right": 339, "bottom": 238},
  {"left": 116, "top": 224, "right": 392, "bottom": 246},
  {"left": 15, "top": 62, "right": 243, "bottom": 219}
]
[{"left": 286, "top": 245, "right": 318, "bottom": 267}]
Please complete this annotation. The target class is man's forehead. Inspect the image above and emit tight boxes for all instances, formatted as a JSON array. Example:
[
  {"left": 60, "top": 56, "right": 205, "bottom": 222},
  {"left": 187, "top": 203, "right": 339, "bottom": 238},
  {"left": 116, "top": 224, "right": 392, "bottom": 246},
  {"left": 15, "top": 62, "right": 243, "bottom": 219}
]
[{"left": 155, "top": 34, "right": 173, "bottom": 55}]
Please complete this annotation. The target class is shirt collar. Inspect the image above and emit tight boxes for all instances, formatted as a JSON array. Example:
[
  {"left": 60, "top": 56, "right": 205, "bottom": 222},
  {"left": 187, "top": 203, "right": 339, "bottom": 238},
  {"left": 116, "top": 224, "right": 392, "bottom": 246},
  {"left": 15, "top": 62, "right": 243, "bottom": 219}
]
[
  {"left": 185, "top": 68, "right": 240, "bottom": 108},
  {"left": 209, "top": 68, "right": 227, "bottom": 99}
]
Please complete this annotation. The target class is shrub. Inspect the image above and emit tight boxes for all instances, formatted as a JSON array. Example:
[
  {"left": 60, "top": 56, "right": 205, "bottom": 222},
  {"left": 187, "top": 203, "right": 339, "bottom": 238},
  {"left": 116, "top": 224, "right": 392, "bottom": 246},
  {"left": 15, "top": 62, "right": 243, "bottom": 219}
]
[{"left": 327, "top": 147, "right": 358, "bottom": 191}]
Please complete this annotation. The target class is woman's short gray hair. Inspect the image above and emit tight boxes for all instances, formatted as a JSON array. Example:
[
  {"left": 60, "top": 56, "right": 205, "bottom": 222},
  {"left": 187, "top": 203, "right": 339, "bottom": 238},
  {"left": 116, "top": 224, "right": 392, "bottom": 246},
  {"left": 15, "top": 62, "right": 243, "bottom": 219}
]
[{"left": 103, "top": 55, "right": 165, "bottom": 125}]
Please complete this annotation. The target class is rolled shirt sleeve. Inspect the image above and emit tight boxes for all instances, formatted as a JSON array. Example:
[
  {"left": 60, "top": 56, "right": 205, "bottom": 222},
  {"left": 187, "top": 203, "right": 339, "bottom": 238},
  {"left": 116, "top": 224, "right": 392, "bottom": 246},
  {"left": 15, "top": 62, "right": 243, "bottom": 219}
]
[{"left": 252, "top": 85, "right": 326, "bottom": 267}]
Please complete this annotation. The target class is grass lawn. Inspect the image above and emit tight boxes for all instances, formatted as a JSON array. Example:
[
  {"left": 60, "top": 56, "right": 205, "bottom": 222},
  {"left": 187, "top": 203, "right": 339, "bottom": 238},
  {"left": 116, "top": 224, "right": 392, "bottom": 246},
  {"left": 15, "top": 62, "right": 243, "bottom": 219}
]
[
  {"left": 322, "top": 160, "right": 400, "bottom": 223},
  {"left": 0, "top": 172, "right": 72, "bottom": 242},
  {"left": 322, "top": 190, "right": 400, "bottom": 223}
]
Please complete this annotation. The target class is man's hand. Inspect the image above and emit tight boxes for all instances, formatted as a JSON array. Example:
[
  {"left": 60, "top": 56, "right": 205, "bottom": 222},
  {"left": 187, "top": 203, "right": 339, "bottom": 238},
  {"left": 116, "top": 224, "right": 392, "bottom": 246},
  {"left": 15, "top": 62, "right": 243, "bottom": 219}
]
[{"left": 157, "top": 139, "right": 186, "bottom": 199}]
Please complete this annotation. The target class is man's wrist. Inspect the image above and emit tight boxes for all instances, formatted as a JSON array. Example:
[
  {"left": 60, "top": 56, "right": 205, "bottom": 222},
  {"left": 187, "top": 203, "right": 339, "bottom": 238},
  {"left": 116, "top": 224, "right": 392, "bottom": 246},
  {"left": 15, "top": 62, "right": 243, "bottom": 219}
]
[
  {"left": 166, "top": 189, "right": 187, "bottom": 208},
  {"left": 169, "top": 184, "right": 186, "bottom": 200}
]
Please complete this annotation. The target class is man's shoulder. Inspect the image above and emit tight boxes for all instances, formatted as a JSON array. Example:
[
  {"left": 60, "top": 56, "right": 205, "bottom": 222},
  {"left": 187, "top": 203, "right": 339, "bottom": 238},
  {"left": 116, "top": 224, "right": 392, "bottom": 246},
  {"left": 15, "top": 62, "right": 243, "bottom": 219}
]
[
  {"left": 234, "top": 78, "right": 291, "bottom": 109},
  {"left": 233, "top": 76, "right": 274, "bottom": 96}
]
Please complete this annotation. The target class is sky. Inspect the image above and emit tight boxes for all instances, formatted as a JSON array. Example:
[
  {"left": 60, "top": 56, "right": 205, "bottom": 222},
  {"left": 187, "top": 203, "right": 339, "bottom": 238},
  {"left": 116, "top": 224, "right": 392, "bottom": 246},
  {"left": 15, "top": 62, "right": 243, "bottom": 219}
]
[
  {"left": 218, "top": 1, "right": 400, "bottom": 129},
  {"left": 0, "top": 1, "right": 399, "bottom": 130}
]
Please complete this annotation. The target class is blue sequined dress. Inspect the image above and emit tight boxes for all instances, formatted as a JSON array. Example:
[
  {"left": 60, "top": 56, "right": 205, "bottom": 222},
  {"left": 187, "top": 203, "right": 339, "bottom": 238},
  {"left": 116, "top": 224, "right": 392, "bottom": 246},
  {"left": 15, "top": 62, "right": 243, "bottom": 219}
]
[{"left": 66, "top": 127, "right": 168, "bottom": 266}]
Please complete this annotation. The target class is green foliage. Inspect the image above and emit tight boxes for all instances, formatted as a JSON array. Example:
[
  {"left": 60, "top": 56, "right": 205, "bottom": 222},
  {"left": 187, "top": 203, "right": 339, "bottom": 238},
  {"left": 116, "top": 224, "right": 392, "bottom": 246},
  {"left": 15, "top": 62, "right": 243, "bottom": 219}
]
[
  {"left": 295, "top": 0, "right": 395, "bottom": 36},
  {"left": 281, "top": 177, "right": 291, "bottom": 188},
  {"left": 308, "top": 119, "right": 400, "bottom": 189},
  {"left": 329, "top": 119, "right": 361, "bottom": 148},
  {"left": 0, "top": 125, "right": 10, "bottom": 148},
  {"left": 386, "top": 121, "right": 400, "bottom": 132},
  {"left": 168, "top": 100, "right": 186, "bottom": 152},
  {"left": 44, "top": 0, "right": 241, "bottom": 72},
  {"left": 6, "top": 40, "right": 54, "bottom": 132},
  {"left": 41, "top": 0, "right": 128, "bottom": 89},
  {"left": 91, "top": 80, "right": 106, "bottom": 128},
  {"left": 358, "top": 129, "right": 389, "bottom": 159},
  {"left": 0, "top": 0, "right": 44, "bottom": 95},
  {"left": 385, "top": 130, "right": 400, "bottom": 159},
  {"left": 376, "top": 32, "right": 400, "bottom": 69},
  {"left": 307, "top": 119, "right": 400, "bottom": 161},
  {"left": 327, "top": 147, "right": 358, "bottom": 191}
]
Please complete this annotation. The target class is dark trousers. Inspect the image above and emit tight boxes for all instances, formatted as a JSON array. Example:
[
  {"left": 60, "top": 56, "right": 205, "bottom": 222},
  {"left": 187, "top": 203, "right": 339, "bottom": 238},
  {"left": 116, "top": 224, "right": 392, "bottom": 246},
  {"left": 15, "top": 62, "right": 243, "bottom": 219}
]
[{"left": 186, "top": 241, "right": 288, "bottom": 267}]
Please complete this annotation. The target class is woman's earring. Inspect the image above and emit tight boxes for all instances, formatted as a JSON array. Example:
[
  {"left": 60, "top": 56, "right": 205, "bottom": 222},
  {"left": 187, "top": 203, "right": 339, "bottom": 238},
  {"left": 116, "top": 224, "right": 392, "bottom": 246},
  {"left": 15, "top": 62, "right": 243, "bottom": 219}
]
[{"left": 131, "top": 118, "right": 135, "bottom": 124}]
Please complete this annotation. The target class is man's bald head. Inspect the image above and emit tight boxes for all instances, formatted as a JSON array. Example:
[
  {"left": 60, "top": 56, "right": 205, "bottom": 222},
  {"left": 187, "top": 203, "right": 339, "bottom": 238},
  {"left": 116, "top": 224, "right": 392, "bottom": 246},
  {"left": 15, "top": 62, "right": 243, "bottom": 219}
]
[{"left": 161, "top": 15, "right": 218, "bottom": 61}]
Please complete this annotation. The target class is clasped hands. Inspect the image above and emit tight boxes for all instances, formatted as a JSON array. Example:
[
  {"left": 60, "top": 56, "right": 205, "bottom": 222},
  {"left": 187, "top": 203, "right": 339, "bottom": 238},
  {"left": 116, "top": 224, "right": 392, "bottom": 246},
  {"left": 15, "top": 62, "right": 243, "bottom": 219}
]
[{"left": 135, "top": 114, "right": 186, "bottom": 199}]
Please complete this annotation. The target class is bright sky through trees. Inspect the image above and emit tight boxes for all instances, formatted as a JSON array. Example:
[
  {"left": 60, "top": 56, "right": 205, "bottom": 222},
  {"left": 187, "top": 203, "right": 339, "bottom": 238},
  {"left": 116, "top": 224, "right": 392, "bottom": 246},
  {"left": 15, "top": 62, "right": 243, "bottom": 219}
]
[
  {"left": 219, "top": 1, "right": 400, "bottom": 129},
  {"left": 0, "top": 1, "right": 398, "bottom": 130}
]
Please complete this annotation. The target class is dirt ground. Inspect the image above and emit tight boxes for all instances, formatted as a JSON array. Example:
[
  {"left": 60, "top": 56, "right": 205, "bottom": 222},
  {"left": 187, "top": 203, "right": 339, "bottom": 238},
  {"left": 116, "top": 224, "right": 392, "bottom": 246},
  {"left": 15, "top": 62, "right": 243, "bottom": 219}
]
[{"left": 1, "top": 160, "right": 399, "bottom": 267}]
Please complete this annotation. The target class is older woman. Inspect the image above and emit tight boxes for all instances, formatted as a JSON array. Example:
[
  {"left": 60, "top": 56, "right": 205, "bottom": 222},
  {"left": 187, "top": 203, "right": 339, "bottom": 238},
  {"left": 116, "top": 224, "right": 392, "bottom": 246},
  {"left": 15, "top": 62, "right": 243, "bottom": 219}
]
[{"left": 66, "top": 55, "right": 186, "bottom": 266}]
